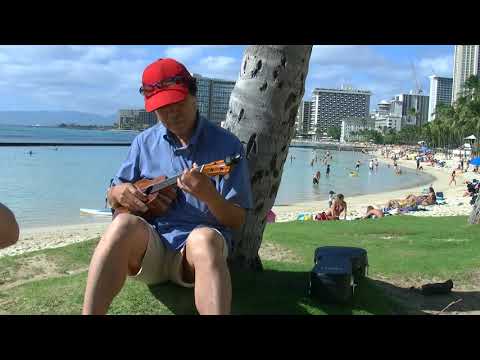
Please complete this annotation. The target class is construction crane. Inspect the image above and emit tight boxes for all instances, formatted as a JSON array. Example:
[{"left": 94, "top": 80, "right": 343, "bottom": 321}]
[{"left": 411, "top": 61, "right": 423, "bottom": 95}]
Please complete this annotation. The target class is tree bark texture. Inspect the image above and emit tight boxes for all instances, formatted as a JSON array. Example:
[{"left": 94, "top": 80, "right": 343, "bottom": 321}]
[
  {"left": 223, "top": 45, "right": 312, "bottom": 271},
  {"left": 469, "top": 195, "right": 480, "bottom": 224}
]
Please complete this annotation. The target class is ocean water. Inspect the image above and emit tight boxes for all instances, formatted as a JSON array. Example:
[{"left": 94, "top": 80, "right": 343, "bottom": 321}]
[{"left": 0, "top": 125, "right": 434, "bottom": 229}]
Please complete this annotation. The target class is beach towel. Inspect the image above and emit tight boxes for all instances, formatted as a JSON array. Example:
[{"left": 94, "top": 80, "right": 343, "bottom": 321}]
[{"left": 297, "top": 212, "right": 314, "bottom": 221}]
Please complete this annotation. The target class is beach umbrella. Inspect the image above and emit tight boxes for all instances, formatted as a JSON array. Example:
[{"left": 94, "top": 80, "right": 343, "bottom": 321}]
[
  {"left": 470, "top": 157, "right": 480, "bottom": 166},
  {"left": 419, "top": 146, "right": 431, "bottom": 153}
]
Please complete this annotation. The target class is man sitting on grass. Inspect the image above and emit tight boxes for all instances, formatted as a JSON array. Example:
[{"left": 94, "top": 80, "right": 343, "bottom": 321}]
[
  {"left": 82, "top": 58, "right": 253, "bottom": 315},
  {"left": 0, "top": 202, "right": 19, "bottom": 249}
]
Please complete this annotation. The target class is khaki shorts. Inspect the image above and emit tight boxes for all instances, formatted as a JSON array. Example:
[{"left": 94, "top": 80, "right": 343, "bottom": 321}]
[{"left": 131, "top": 217, "right": 228, "bottom": 288}]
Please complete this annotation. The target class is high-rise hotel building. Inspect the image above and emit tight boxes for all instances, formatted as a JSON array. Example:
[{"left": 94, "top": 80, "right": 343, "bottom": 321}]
[
  {"left": 193, "top": 74, "right": 236, "bottom": 126},
  {"left": 428, "top": 76, "right": 453, "bottom": 121},
  {"left": 452, "top": 45, "right": 480, "bottom": 104},
  {"left": 310, "top": 87, "right": 371, "bottom": 134}
]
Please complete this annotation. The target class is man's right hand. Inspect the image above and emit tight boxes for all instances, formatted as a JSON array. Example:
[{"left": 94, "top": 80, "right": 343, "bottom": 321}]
[{"left": 109, "top": 183, "right": 149, "bottom": 213}]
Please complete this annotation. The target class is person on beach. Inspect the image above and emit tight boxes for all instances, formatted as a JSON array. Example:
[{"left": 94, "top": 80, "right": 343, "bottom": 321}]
[
  {"left": 449, "top": 170, "right": 457, "bottom": 186},
  {"left": 326, "top": 164, "right": 331, "bottom": 177},
  {"left": 374, "top": 158, "right": 379, "bottom": 172},
  {"left": 324, "top": 193, "right": 347, "bottom": 220},
  {"left": 363, "top": 206, "right": 384, "bottom": 219},
  {"left": 368, "top": 160, "right": 374, "bottom": 172},
  {"left": 82, "top": 58, "right": 253, "bottom": 315},
  {"left": 313, "top": 171, "right": 320, "bottom": 185},
  {"left": 0, "top": 202, "right": 19, "bottom": 249},
  {"left": 328, "top": 190, "right": 335, "bottom": 208},
  {"left": 386, "top": 188, "right": 436, "bottom": 209},
  {"left": 416, "top": 157, "right": 420, "bottom": 170},
  {"left": 355, "top": 160, "right": 360, "bottom": 172}
]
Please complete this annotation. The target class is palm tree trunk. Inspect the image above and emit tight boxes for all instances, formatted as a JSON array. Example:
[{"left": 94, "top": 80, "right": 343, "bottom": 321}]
[
  {"left": 469, "top": 195, "right": 480, "bottom": 224},
  {"left": 223, "top": 45, "right": 312, "bottom": 271}
]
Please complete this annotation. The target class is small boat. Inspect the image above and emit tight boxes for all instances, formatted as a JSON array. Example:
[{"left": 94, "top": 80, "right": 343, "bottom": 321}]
[{"left": 80, "top": 208, "right": 112, "bottom": 217}]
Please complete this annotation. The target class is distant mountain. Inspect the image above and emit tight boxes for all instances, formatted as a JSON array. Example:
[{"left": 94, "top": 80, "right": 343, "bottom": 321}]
[{"left": 0, "top": 111, "right": 117, "bottom": 126}]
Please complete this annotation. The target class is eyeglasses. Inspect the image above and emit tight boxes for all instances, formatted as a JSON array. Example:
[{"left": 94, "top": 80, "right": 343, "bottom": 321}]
[{"left": 139, "top": 76, "right": 189, "bottom": 97}]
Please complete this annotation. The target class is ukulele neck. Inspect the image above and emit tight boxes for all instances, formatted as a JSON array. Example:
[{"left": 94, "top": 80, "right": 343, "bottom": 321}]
[{"left": 144, "top": 164, "right": 206, "bottom": 194}]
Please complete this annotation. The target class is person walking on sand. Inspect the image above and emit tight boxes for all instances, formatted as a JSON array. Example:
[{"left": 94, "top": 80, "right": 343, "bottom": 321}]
[
  {"left": 449, "top": 170, "right": 457, "bottom": 186},
  {"left": 326, "top": 163, "right": 331, "bottom": 177},
  {"left": 82, "top": 58, "right": 253, "bottom": 315},
  {"left": 368, "top": 159, "right": 374, "bottom": 172},
  {"left": 374, "top": 158, "right": 379, "bottom": 172},
  {"left": 355, "top": 160, "right": 361, "bottom": 172},
  {"left": 313, "top": 171, "right": 320, "bottom": 185}
]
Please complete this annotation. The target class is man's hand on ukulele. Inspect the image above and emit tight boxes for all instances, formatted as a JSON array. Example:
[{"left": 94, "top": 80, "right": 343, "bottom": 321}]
[
  {"left": 111, "top": 183, "right": 149, "bottom": 213},
  {"left": 177, "top": 163, "right": 219, "bottom": 204}
]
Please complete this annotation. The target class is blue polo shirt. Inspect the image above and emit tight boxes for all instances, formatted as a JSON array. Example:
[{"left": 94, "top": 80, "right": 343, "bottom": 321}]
[{"left": 111, "top": 115, "right": 253, "bottom": 253}]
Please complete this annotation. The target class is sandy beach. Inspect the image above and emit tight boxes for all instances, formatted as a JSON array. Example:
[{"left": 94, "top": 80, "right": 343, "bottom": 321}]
[
  {"left": 1, "top": 149, "right": 476, "bottom": 259},
  {"left": 272, "top": 152, "right": 475, "bottom": 222}
]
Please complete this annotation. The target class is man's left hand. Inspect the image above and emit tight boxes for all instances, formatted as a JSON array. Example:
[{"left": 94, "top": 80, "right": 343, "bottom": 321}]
[{"left": 177, "top": 163, "right": 219, "bottom": 204}]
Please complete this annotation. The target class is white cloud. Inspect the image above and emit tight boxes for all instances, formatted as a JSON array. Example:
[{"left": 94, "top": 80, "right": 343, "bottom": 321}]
[
  {"left": 199, "top": 56, "right": 236, "bottom": 70},
  {"left": 0, "top": 45, "right": 150, "bottom": 114},
  {"left": 164, "top": 45, "right": 237, "bottom": 65},
  {"left": 311, "top": 45, "right": 387, "bottom": 67},
  {"left": 418, "top": 55, "right": 453, "bottom": 77},
  {"left": 193, "top": 56, "right": 239, "bottom": 80},
  {"left": 164, "top": 46, "right": 204, "bottom": 63}
]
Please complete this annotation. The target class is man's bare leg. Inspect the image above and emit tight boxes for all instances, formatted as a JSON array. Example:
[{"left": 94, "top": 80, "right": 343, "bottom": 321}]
[
  {"left": 82, "top": 214, "right": 150, "bottom": 315},
  {"left": 184, "top": 228, "right": 231, "bottom": 315}
]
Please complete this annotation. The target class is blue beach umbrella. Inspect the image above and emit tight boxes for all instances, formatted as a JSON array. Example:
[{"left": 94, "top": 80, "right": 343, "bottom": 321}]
[
  {"left": 419, "top": 146, "right": 431, "bottom": 153},
  {"left": 470, "top": 157, "right": 480, "bottom": 166}
]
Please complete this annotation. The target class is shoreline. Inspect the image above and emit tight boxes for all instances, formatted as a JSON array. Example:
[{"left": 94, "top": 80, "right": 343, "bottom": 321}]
[
  {"left": 274, "top": 160, "right": 435, "bottom": 206},
  {"left": 272, "top": 153, "right": 473, "bottom": 222},
  {"left": 1, "top": 151, "right": 474, "bottom": 258}
]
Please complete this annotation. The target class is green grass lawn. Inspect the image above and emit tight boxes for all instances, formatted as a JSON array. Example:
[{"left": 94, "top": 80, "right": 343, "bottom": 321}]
[{"left": 0, "top": 216, "right": 479, "bottom": 315}]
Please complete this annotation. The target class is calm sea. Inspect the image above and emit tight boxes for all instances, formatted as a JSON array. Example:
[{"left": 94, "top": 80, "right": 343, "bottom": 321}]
[{"left": 0, "top": 125, "right": 434, "bottom": 229}]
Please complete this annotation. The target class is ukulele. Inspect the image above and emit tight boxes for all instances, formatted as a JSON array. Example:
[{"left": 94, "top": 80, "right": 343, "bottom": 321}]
[{"left": 113, "top": 154, "right": 242, "bottom": 220}]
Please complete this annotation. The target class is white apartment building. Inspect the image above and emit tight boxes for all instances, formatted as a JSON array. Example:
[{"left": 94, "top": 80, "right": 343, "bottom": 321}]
[
  {"left": 452, "top": 45, "right": 480, "bottom": 104},
  {"left": 340, "top": 117, "right": 375, "bottom": 143},
  {"left": 372, "top": 99, "right": 403, "bottom": 132},
  {"left": 310, "top": 87, "right": 371, "bottom": 136},
  {"left": 428, "top": 75, "right": 453, "bottom": 121}
]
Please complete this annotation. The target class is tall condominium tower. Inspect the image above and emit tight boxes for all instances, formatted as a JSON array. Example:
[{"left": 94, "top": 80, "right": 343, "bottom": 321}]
[
  {"left": 452, "top": 45, "right": 480, "bottom": 104},
  {"left": 295, "top": 100, "right": 313, "bottom": 137},
  {"left": 428, "top": 76, "right": 453, "bottom": 121}
]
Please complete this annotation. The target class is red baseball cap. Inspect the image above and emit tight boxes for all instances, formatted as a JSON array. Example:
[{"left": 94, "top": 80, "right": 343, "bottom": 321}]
[{"left": 141, "top": 58, "right": 193, "bottom": 112}]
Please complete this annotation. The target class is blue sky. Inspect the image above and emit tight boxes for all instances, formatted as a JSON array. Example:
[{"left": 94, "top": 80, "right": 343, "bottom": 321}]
[{"left": 0, "top": 45, "right": 454, "bottom": 116}]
